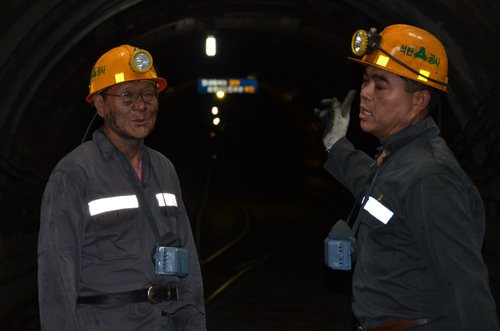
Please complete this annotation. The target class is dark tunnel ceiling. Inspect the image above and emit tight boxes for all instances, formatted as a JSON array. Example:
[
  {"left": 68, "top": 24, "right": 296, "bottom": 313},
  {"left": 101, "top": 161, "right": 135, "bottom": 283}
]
[{"left": 1, "top": 0, "right": 500, "bottom": 205}]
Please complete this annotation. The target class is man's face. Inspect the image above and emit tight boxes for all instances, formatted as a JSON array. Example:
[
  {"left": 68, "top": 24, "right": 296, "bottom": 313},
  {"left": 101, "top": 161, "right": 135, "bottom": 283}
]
[
  {"left": 95, "top": 80, "right": 158, "bottom": 145},
  {"left": 359, "top": 66, "right": 424, "bottom": 141}
]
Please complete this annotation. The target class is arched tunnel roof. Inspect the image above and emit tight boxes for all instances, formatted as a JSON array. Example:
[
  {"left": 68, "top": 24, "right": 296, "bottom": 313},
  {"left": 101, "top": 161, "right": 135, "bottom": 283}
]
[
  {"left": 1, "top": 0, "right": 500, "bottom": 326},
  {"left": 1, "top": 0, "right": 499, "bottom": 185}
]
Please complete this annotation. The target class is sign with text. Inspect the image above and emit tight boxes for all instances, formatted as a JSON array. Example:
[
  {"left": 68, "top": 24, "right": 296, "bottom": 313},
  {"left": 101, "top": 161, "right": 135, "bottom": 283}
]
[{"left": 198, "top": 78, "right": 258, "bottom": 94}]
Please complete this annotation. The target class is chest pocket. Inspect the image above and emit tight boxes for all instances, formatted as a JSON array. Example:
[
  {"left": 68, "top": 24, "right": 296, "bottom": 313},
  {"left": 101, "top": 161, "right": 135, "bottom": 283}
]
[
  {"left": 358, "top": 207, "right": 396, "bottom": 275},
  {"left": 155, "top": 192, "right": 180, "bottom": 233},
  {"left": 158, "top": 205, "right": 179, "bottom": 233},
  {"left": 92, "top": 208, "right": 144, "bottom": 260}
]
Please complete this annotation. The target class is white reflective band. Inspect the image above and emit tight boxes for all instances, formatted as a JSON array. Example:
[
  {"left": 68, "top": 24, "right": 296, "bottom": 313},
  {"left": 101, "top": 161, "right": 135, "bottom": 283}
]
[
  {"left": 156, "top": 193, "right": 178, "bottom": 207},
  {"left": 364, "top": 196, "right": 394, "bottom": 224},
  {"left": 88, "top": 195, "right": 139, "bottom": 216}
]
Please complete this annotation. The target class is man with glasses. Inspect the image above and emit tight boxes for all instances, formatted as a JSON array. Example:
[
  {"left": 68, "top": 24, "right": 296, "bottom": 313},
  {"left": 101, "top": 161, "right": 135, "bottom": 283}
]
[{"left": 38, "top": 45, "right": 206, "bottom": 330}]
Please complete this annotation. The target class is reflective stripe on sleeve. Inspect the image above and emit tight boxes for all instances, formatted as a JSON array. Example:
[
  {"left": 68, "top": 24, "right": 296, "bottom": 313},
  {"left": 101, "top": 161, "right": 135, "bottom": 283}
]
[
  {"left": 88, "top": 195, "right": 139, "bottom": 216},
  {"left": 156, "top": 193, "right": 178, "bottom": 207},
  {"left": 364, "top": 196, "right": 394, "bottom": 224}
]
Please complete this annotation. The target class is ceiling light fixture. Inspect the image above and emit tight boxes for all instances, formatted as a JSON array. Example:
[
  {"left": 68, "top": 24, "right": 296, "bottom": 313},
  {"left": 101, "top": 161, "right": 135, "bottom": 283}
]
[{"left": 206, "top": 35, "right": 216, "bottom": 56}]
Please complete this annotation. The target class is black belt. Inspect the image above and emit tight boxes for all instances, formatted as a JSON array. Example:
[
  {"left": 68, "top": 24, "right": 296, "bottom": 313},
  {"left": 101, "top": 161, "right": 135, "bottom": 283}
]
[{"left": 77, "top": 285, "right": 179, "bottom": 305}]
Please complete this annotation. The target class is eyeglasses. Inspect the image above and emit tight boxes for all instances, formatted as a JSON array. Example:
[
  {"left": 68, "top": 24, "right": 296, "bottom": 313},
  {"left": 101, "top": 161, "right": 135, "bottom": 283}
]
[{"left": 101, "top": 91, "right": 158, "bottom": 104}]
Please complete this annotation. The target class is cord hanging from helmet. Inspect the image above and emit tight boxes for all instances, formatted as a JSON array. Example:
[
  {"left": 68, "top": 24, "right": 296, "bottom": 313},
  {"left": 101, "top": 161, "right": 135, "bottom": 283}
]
[{"left": 81, "top": 110, "right": 98, "bottom": 144}]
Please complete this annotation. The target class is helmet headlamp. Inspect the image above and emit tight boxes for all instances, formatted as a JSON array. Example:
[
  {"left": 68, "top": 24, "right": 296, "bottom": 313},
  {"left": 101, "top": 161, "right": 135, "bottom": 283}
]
[
  {"left": 348, "top": 25, "right": 449, "bottom": 92},
  {"left": 130, "top": 48, "right": 153, "bottom": 73},
  {"left": 86, "top": 45, "right": 167, "bottom": 103},
  {"left": 351, "top": 28, "right": 381, "bottom": 57}
]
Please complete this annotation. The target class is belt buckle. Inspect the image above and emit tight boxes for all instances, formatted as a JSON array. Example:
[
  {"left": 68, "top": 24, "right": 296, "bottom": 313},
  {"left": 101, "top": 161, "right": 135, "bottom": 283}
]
[{"left": 148, "top": 285, "right": 171, "bottom": 304}]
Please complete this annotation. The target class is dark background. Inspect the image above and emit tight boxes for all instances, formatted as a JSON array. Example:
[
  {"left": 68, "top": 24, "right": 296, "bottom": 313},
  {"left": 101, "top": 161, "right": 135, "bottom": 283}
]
[{"left": 1, "top": 1, "right": 499, "bottom": 330}]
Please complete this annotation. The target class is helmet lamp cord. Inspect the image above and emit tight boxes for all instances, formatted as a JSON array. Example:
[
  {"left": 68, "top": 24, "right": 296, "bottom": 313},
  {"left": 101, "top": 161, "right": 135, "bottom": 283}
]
[
  {"left": 81, "top": 110, "right": 98, "bottom": 144},
  {"left": 375, "top": 45, "right": 448, "bottom": 89}
]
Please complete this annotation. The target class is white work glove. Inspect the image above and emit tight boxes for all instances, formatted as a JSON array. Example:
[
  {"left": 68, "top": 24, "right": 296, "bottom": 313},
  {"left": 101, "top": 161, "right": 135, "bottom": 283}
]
[{"left": 313, "top": 90, "right": 356, "bottom": 151}]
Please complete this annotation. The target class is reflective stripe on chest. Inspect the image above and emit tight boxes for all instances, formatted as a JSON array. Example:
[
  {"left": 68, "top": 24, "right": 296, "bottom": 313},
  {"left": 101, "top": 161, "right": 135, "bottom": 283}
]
[
  {"left": 364, "top": 196, "right": 394, "bottom": 224},
  {"left": 88, "top": 193, "right": 177, "bottom": 216}
]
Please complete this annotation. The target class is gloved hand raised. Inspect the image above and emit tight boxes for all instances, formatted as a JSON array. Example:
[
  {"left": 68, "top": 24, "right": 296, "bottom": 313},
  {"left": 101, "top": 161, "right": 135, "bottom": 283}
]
[{"left": 313, "top": 90, "right": 356, "bottom": 151}]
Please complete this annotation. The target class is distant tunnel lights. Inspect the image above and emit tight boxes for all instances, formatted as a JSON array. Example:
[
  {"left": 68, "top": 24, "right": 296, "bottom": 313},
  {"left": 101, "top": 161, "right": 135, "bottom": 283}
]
[
  {"left": 206, "top": 35, "right": 216, "bottom": 56},
  {"left": 212, "top": 107, "right": 218, "bottom": 115},
  {"left": 213, "top": 117, "right": 220, "bottom": 125}
]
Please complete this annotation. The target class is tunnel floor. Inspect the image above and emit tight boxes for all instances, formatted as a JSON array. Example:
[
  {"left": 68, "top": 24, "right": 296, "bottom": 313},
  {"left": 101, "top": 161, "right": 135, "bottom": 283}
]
[
  {"left": 3, "top": 159, "right": 500, "bottom": 330},
  {"left": 193, "top": 162, "right": 358, "bottom": 330}
]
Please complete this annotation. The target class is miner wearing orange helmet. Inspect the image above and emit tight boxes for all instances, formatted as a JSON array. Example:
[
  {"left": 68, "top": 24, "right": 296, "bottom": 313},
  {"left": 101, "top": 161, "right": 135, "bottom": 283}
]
[
  {"left": 316, "top": 25, "right": 499, "bottom": 330},
  {"left": 38, "top": 45, "right": 206, "bottom": 330}
]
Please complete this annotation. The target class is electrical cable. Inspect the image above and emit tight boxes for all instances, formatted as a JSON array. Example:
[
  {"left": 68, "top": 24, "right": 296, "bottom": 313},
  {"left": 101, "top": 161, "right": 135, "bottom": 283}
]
[
  {"left": 200, "top": 211, "right": 251, "bottom": 266},
  {"left": 204, "top": 207, "right": 291, "bottom": 305},
  {"left": 81, "top": 110, "right": 98, "bottom": 144},
  {"left": 375, "top": 45, "right": 448, "bottom": 89}
]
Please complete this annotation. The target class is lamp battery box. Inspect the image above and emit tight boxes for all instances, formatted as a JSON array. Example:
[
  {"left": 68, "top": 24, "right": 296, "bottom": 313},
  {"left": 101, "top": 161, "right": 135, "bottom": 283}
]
[
  {"left": 324, "top": 238, "right": 352, "bottom": 271},
  {"left": 155, "top": 246, "right": 189, "bottom": 277}
]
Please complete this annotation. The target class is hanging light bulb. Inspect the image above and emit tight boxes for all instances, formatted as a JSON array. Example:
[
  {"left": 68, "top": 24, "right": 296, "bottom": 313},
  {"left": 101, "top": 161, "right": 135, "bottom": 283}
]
[{"left": 206, "top": 35, "right": 216, "bottom": 56}]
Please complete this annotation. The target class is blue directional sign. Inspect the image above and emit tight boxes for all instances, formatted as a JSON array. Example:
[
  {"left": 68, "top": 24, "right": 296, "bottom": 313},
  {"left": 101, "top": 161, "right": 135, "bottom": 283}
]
[{"left": 198, "top": 78, "right": 258, "bottom": 94}]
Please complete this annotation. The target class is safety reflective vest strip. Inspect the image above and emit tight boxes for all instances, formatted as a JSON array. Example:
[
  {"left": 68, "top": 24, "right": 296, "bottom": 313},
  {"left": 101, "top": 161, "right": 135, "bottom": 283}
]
[
  {"left": 363, "top": 196, "right": 394, "bottom": 224},
  {"left": 88, "top": 193, "right": 177, "bottom": 216},
  {"left": 156, "top": 193, "right": 178, "bottom": 207}
]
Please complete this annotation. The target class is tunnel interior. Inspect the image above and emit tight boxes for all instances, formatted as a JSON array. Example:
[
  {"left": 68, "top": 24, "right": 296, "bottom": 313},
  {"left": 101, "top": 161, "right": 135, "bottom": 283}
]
[{"left": 1, "top": 0, "right": 500, "bottom": 329}]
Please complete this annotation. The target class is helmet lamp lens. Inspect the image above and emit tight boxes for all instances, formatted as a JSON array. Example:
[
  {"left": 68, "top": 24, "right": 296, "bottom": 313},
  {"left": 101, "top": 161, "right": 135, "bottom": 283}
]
[
  {"left": 130, "top": 49, "right": 153, "bottom": 73},
  {"left": 353, "top": 34, "right": 362, "bottom": 52},
  {"left": 351, "top": 30, "right": 368, "bottom": 56}
]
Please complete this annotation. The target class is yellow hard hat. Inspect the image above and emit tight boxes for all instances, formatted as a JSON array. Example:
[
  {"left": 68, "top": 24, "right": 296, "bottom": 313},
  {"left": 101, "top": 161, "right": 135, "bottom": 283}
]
[
  {"left": 349, "top": 24, "right": 449, "bottom": 92},
  {"left": 86, "top": 45, "right": 167, "bottom": 103}
]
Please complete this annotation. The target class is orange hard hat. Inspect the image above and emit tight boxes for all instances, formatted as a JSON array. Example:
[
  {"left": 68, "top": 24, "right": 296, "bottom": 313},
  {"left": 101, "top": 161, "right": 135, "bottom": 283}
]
[
  {"left": 349, "top": 24, "right": 448, "bottom": 92},
  {"left": 86, "top": 45, "right": 167, "bottom": 103}
]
